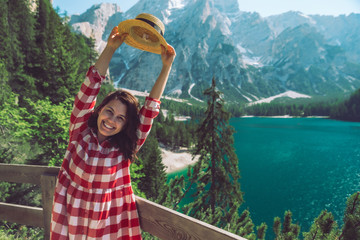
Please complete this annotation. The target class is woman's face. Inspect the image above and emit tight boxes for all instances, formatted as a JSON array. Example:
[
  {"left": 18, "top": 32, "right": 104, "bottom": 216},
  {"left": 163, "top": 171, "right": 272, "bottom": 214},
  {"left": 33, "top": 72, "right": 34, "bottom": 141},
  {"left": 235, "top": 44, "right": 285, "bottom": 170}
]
[{"left": 97, "top": 99, "right": 127, "bottom": 143}]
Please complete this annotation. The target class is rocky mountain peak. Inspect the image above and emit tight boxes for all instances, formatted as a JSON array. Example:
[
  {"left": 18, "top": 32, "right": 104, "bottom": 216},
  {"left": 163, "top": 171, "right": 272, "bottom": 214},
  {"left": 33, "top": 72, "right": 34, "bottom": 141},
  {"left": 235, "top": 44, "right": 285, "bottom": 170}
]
[
  {"left": 68, "top": 1, "right": 360, "bottom": 103},
  {"left": 70, "top": 3, "right": 122, "bottom": 52},
  {"left": 266, "top": 11, "right": 317, "bottom": 36},
  {"left": 70, "top": 3, "right": 121, "bottom": 26}
]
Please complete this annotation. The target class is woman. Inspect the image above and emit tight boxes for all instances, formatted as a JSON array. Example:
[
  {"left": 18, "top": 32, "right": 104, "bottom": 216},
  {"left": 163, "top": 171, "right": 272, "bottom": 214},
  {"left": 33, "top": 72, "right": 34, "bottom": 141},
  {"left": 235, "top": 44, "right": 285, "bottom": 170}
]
[{"left": 51, "top": 26, "right": 176, "bottom": 239}]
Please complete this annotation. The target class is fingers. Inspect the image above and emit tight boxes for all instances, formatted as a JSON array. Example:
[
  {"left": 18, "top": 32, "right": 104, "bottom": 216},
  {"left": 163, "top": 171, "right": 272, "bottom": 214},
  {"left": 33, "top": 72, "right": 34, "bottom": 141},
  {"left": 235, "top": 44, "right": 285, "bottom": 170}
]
[
  {"left": 111, "top": 26, "right": 120, "bottom": 37},
  {"left": 161, "top": 45, "right": 166, "bottom": 54},
  {"left": 110, "top": 26, "right": 128, "bottom": 40},
  {"left": 166, "top": 44, "right": 176, "bottom": 55},
  {"left": 119, "top": 33, "right": 128, "bottom": 42},
  {"left": 161, "top": 44, "right": 176, "bottom": 56}
]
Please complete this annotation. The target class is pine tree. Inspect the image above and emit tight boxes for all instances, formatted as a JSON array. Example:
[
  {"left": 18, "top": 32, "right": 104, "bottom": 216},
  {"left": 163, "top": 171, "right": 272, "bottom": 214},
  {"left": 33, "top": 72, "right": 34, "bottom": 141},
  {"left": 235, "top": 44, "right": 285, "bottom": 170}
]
[
  {"left": 183, "top": 77, "right": 244, "bottom": 230},
  {"left": 6, "top": 0, "right": 25, "bottom": 72},
  {"left": 137, "top": 134, "right": 168, "bottom": 201},
  {"left": 30, "top": 0, "right": 93, "bottom": 104},
  {"left": 273, "top": 216, "right": 282, "bottom": 238},
  {"left": 0, "top": 0, "right": 12, "bottom": 70},
  {"left": 273, "top": 210, "right": 301, "bottom": 240},
  {"left": 303, "top": 210, "right": 339, "bottom": 240},
  {"left": 0, "top": 60, "right": 11, "bottom": 104},
  {"left": 136, "top": 130, "right": 186, "bottom": 212},
  {"left": 340, "top": 191, "right": 360, "bottom": 240},
  {"left": 256, "top": 222, "right": 268, "bottom": 240}
]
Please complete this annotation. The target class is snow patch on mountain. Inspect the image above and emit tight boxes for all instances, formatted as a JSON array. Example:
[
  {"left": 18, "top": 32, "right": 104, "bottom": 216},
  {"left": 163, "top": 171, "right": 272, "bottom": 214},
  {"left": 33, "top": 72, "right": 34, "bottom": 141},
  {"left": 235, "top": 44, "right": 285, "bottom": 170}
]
[
  {"left": 189, "top": 83, "right": 204, "bottom": 102},
  {"left": 169, "top": 0, "right": 186, "bottom": 9},
  {"left": 249, "top": 91, "right": 311, "bottom": 105}
]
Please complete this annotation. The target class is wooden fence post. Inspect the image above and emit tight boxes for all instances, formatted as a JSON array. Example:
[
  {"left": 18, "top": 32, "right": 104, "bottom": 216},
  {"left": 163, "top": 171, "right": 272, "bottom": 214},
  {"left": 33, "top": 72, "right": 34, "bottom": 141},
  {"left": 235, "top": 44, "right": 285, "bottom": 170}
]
[{"left": 41, "top": 173, "right": 58, "bottom": 240}]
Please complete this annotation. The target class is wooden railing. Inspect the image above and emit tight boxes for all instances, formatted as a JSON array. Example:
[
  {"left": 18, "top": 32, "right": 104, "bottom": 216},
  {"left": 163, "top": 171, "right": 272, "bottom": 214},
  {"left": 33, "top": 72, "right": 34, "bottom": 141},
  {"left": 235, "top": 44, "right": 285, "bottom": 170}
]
[{"left": 0, "top": 164, "right": 246, "bottom": 240}]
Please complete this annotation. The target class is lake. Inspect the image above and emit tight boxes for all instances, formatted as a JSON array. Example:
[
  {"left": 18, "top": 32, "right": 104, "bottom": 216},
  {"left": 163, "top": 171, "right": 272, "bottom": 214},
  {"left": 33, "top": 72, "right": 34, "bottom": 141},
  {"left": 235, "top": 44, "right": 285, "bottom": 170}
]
[{"left": 168, "top": 117, "right": 360, "bottom": 235}]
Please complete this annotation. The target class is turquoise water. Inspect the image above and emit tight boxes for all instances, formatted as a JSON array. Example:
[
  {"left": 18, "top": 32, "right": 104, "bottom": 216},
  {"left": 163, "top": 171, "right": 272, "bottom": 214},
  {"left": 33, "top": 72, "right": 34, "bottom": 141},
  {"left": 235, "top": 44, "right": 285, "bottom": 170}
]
[{"left": 168, "top": 117, "right": 360, "bottom": 234}]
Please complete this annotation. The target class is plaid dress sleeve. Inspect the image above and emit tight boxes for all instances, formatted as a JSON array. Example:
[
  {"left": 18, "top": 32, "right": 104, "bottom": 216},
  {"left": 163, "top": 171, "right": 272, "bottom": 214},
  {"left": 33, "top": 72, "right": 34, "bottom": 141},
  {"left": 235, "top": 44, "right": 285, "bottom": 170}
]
[
  {"left": 136, "top": 97, "right": 161, "bottom": 152},
  {"left": 69, "top": 66, "right": 104, "bottom": 140}
]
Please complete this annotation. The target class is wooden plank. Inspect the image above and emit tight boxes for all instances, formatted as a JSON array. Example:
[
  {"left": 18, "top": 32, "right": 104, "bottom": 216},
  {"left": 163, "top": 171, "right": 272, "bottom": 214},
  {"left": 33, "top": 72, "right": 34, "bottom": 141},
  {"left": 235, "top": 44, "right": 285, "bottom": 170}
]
[
  {"left": 41, "top": 174, "right": 58, "bottom": 240},
  {"left": 136, "top": 196, "right": 247, "bottom": 240},
  {"left": 0, "top": 163, "right": 60, "bottom": 185},
  {"left": 0, "top": 202, "right": 44, "bottom": 227}
]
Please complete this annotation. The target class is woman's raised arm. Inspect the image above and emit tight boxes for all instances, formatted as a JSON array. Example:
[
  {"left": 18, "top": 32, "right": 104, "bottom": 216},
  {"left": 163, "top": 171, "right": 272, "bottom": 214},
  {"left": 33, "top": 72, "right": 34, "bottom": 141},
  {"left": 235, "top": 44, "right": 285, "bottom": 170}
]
[
  {"left": 149, "top": 44, "right": 176, "bottom": 100},
  {"left": 94, "top": 27, "right": 128, "bottom": 76}
]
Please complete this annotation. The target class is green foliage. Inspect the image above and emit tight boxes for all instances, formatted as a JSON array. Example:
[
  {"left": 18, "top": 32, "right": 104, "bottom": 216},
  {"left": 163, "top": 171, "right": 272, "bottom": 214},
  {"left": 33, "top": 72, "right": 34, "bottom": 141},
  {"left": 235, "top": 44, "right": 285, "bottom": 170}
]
[
  {"left": 28, "top": 0, "right": 81, "bottom": 104},
  {"left": 158, "top": 97, "right": 205, "bottom": 119},
  {"left": 23, "top": 97, "right": 72, "bottom": 166},
  {"left": 303, "top": 210, "right": 339, "bottom": 240},
  {"left": 245, "top": 101, "right": 333, "bottom": 117},
  {"left": 0, "top": 60, "right": 11, "bottom": 105},
  {"left": 0, "top": 92, "right": 33, "bottom": 140},
  {"left": 256, "top": 222, "right": 268, "bottom": 240},
  {"left": 0, "top": 0, "right": 97, "bottom": 105},
  {"left": 152, "top": 111, "right": 197, "bottom": 150},
  {"left": 273, "top": 210, "right": 301, "bottom": 240},
  {"left": 234, "top": 208, "right": 256, "bottom": 239},
  {"left": 0, "top": 93, "right": 71, "bottom": 166},
  {"left": 274, "top": 217, "right": 282, "bottom": 238},
  {"left": 0, "top": 222, "right": 43, "bottom": 240},
  {"left": 137, "top": 134, "right": 167, "bottom": 200},
  {"left": 0, "top": 148, "right": 16, "bottom": 203},
  {"left": 0, "top": 1, "right": 12, "bottom": 68},
  {"left": 331, "top": 89, "right": 360, "bottom": 121},
  {"left": 129, "top": 159, "right": 146, "bottom": 198},
  {"left": 161, "top": 175, "right": 186, "bottom": 209},
  {"left": 340, "top": 192, "right": 360, "bottom": 240}
]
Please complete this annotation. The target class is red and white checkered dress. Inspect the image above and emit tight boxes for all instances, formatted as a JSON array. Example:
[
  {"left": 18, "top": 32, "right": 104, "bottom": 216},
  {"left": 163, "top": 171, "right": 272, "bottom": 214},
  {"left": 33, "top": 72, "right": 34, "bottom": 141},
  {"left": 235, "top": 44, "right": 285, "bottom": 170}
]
[{"left": 51, "top": 66, "right": 160, "bottom": 239}]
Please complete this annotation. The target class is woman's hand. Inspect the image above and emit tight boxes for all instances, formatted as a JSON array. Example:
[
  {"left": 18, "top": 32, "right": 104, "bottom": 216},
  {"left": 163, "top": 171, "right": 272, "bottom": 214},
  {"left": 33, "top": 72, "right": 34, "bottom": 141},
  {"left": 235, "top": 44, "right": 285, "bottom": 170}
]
[
  {"left": 161, "top": 44, "right": 176, "bottom": 68},
  {"left": 106, "top": 26, "right": 128, "bottom": 51},
  {"left": 95, "top": 27, "right": 128, "bottom": 76}
]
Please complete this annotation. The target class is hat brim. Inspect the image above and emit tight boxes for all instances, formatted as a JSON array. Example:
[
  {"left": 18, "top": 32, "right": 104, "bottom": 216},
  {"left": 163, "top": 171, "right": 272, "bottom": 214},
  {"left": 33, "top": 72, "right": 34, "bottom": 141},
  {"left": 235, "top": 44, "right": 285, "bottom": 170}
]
[{"left": 118, "top": 19, "right": 168, "bottom": 54}]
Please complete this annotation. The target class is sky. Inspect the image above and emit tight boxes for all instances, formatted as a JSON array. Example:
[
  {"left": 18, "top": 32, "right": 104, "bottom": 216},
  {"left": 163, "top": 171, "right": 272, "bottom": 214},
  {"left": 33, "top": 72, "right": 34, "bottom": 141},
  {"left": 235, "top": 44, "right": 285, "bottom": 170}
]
[{"left": 52, "top": 0, "right": 360, "bottom": 17}]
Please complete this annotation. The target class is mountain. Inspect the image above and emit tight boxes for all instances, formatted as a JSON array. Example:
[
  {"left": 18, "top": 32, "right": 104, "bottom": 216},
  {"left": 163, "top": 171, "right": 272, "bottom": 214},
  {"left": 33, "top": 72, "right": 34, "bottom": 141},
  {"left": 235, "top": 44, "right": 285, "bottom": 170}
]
[
  {"left": 68, "top": 0, "right": 360, "bottom": 103},
  {"left": 69, "top": 3, "right": 122, "bottom": 53}
]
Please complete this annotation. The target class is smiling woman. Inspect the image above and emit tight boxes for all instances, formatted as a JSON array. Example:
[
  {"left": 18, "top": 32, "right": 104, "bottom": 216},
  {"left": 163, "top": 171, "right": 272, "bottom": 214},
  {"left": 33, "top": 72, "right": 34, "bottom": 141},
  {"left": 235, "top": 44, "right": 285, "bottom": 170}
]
[{"left": 50, "top": 23, "right": 176, "bottom": 239}]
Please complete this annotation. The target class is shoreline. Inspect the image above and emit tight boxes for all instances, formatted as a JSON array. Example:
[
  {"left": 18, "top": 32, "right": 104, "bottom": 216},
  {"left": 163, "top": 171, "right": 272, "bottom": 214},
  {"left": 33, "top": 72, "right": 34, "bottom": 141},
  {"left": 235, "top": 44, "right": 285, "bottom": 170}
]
[
  {"left": 160, "top": 145, "right": 199, "bottom": 173},
  {"left": 160, "top": 115, "right": 332, "bottom": 173},
  {"left": 241, "top": 115, "right": 330, "bottom": 118}
]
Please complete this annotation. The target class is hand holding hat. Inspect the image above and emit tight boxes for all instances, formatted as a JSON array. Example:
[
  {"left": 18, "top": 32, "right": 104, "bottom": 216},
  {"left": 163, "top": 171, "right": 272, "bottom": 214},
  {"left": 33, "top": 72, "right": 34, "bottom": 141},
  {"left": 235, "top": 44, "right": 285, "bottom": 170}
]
[
  {"left": 161, "top": 44, "right": 176, "bottom": 68},
  {"left": 107, "top": 26, "right": 128, "bottom": 50},
  {"left": 118, "top": 13, "right": 169, "bottom": 54}
]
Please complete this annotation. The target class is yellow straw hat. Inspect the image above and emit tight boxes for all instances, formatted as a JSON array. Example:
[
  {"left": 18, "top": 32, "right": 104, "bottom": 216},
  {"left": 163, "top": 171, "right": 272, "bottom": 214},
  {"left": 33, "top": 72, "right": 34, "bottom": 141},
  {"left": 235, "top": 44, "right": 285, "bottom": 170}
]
[{"left": 118, "top": 13, "right": 168, "bottom": 54}]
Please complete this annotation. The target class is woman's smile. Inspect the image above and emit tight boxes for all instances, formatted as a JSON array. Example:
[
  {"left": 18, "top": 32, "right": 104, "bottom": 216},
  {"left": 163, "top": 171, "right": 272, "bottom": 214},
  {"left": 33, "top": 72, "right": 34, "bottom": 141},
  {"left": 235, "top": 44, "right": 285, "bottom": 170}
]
[
  {"left": 102, "top": 121, "right": 115, "bottom": 130},
  {"left": 97, "top": 100, "right": 127, "bottom": 143}
]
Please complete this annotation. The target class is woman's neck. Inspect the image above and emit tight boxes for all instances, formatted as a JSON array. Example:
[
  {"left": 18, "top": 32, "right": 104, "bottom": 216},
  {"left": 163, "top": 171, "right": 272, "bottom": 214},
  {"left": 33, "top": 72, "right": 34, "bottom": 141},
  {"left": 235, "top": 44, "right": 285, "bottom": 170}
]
[{"left": 97, "top": 131, "right": 107, "bottom": 144}]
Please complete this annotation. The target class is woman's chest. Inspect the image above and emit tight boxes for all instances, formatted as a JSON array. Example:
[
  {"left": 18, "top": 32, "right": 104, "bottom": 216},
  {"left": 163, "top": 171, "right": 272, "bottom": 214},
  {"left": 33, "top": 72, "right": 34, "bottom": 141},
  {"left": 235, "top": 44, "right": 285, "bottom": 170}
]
[{"left": 67, "top": 132, "right": 129, "bottom": 174}]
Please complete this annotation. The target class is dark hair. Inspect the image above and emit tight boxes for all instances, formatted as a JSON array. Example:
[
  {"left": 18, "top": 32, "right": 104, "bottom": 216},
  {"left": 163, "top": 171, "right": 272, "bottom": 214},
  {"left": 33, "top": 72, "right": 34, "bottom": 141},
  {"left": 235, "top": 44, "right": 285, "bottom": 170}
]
[{"left": 88, "top": 90, "right": 140, "bottom": 162}]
